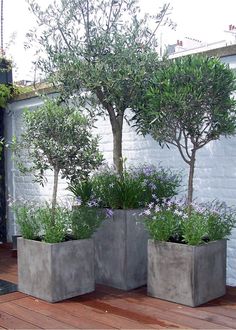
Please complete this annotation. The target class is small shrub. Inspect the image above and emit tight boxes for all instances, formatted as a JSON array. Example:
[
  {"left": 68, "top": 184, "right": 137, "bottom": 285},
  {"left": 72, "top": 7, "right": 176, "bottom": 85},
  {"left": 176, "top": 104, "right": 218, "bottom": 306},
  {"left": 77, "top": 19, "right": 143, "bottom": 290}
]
[
  {"left": 14, "top": 202, "right": 68, "bottom": 243},
  {"left": 71, "top": 206, "right": 105, "bottom": 239},
  {"left": 39, "top": 206, "right": 69, "bottom": 243},
  {"left": 14, "top": 202, "right": 41, "bottom": 240},
  {"left": 14, "top": 201, "right": 105, "bottom": 243},
  {"left": 144, "top": 199, "right": 236, "bottom": 245},
  {"left": 69, "top": 164, "right": 181, "bottom": 209}
]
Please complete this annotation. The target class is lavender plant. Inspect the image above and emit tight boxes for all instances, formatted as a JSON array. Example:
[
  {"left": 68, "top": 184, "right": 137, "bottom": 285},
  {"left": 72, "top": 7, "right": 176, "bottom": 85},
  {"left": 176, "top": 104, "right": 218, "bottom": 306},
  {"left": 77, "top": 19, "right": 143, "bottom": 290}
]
[
  {"left": 14, "top": 201, "right": 105, "bottom": 243},
  {"left": 14, "top": 202, "right": 41, "bottom": 240},
  {"left": 144, "top": 199, "right": 236, "bottom": 245}
]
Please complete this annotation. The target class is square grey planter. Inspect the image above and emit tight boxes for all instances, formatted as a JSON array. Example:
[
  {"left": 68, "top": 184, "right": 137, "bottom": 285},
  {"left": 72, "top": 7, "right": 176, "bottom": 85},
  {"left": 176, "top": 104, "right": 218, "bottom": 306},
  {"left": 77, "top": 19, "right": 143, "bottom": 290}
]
[
  {"left": 94, "top": 209, "right": 148, "bottom": 290},
  {"left": 148, "top": 239, "right": 227, "bottom": 307},
  {"left": 17, "top": 237, "right": 95, "bottom": 302}
]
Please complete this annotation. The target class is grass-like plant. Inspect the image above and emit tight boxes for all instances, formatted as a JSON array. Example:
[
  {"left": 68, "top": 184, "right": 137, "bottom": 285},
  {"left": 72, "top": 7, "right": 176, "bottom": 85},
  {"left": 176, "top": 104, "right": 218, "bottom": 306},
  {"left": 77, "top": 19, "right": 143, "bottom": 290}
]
[{"left": 69, "top": 164, "right": 181, "bottom": 210}]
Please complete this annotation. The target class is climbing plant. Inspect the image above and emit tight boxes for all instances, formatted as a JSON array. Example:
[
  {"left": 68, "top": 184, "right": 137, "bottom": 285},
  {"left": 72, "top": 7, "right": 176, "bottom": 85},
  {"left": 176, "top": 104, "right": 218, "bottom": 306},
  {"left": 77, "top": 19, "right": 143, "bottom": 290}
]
[{"left": 0, "top": 84, "right": 11, "bottom": 108}]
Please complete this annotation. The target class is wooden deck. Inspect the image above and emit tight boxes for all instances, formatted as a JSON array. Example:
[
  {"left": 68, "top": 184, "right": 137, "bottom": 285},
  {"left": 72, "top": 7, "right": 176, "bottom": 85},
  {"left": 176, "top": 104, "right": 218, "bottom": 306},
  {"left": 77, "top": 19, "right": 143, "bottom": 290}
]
[{"left": 1, "top": 246, "right": 236, "bottom": 329}]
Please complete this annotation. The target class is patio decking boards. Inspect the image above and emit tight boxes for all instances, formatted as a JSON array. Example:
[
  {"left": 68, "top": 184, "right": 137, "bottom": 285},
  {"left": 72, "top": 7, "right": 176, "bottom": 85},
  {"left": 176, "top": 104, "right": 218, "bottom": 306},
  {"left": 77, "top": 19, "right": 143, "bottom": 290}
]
[{"left": 1, "top": 246, "right": 236, "bottom": 329}]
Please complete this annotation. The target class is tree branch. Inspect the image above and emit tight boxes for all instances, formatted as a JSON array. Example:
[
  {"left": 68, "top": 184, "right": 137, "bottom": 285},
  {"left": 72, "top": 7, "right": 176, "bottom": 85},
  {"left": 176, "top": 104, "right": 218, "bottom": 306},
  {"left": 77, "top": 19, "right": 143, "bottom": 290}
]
[
  {"left": 176, "top": 142, "right": 191, "bottom": 165},
  {"left": 182, "top": 129, "right": 191, "bottom": 159},
  {"left": 146, "top": 3, "right": 170, "bottom": 46},
  {"left": 57, "top": 26, "right": 72, "bottom": 50},
  {"left": 108, "top": 0, "right": 124, "bottom": 32},
  {"left": 95, "top": 87, "right": 116, "bottom": 122},
  {"left": 171, "top": 137, "right": 191, "bottom": 165},
  {"left": 106, "top": 0, "right": 114, "bottom": 32}
]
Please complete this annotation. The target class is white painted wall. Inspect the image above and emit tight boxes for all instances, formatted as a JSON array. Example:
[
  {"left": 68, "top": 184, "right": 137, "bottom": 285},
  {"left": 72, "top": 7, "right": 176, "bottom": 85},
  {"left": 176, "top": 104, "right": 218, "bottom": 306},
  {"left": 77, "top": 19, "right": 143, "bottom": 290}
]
[{"left": 4, "top": 53, "right": 236, "bottom": 285}]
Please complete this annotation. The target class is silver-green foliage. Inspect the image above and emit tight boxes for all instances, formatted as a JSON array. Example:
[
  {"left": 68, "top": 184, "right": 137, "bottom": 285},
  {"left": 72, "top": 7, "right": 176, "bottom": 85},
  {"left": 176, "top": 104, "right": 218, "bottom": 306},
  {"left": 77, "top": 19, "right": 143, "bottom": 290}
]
[
  {"left": 27, "top": 0, "right": 175, "bottom": 173},
  {"left": 15, "top": 203, "right": 104, "bottom": 243},
  {"left": 14, "top": 203, "right": 69, "bottom": 243},
  {"left": 19, "top": 98, "right": 103, "bottom": 183},
  {"left": 14, "top": 98, "right": 103, "bottom": 212},
  {"left": 14, "top": 203, "right": 41, "bottom": 240}
]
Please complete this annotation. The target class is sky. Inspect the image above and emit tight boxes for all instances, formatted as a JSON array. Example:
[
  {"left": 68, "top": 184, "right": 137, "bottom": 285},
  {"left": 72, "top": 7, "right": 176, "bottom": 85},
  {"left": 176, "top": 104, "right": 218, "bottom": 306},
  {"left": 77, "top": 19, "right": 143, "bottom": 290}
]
[{"left": 3, "top": 0, "right": 236, "bottom": 81}]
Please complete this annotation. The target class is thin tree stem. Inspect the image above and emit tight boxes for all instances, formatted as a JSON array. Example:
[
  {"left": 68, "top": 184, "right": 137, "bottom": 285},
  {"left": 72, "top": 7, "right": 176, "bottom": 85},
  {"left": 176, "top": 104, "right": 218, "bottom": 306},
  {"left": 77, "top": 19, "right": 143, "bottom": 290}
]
[
  {"left": 51, "top": 166, "right": 59, "bottom": 225},
  {"left": 187, "top": 149, "right": 196, "bottom": 210}
]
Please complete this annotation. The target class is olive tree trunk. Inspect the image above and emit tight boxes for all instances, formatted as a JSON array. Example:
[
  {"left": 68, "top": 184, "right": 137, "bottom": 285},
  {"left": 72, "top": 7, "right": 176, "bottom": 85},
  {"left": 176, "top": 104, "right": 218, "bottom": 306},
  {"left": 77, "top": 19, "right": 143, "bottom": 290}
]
[
  {"left": 109, "top": 113, "right": 124, "bottom": 175},
  {"left": 95, "top": 88, "right": 124, "bottom": 175}
]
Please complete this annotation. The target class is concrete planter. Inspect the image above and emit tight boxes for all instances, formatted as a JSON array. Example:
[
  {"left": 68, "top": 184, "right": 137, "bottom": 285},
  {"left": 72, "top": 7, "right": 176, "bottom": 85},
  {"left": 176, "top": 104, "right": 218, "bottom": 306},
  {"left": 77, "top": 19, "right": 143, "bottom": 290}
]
[
  {"left": 148, "top": 239, "right": 227, "bottom": 307},
  {"left": 17, "top": 237, "right": 94, "bottom": 302},
  {"left": 94, "top": 209, "right": 148, "bottom": 290}
]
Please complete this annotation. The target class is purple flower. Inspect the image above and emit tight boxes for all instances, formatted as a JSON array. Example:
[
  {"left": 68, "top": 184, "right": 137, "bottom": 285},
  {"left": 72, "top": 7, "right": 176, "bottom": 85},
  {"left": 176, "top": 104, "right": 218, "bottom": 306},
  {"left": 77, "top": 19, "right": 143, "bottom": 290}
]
[
  {"left": 106, "top": 208, "right": 114, "bottom": 218},
  {"left": 148, "top": 182, "right": 156, "bottom": 190},
  {"left": 87, "top": 199, "right": 99, "bottom": 207},
  {"left": 144, "top": 209, "right": 151, "bottom": 216},
  {"left": 76, "top": 196, "right": 82, "bottom": 206},
  {"left": 155, "top": 205, "right": 160, "bottom": 212},
  {"left": 143, "top": 165, "right": 155, "bottom": 176},
  {"left": 148, "top": 202, "right": 154, "bottom": 209}
]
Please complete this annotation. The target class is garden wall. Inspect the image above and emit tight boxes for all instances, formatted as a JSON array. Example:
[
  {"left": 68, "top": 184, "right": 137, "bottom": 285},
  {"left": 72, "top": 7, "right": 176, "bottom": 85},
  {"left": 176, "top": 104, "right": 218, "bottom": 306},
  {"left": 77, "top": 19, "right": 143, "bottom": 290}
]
[{"left": 4, "top": 53, "right": 236, "bottom": 286}]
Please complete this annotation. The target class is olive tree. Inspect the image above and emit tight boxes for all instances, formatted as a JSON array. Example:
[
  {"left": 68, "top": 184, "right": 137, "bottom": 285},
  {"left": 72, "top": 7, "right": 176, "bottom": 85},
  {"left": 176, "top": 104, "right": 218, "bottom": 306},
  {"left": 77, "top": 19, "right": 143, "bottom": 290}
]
[
  {"left": 26, "top": 0, "right": 176, "bottom": 174},
  {"left": 133, "top": 55, "right": 236, "bottom": 206},
  {"left": 14, "top": 98, "right": 103, "bottom": 218}
]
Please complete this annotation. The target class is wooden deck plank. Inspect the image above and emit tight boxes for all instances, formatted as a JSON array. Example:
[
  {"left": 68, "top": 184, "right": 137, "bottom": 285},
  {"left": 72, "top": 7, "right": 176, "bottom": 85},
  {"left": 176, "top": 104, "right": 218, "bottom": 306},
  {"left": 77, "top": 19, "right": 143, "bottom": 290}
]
[
  {"left": 0, "top": 272, "right": 17, "bottom": 284},
  {"left": 0, "top": 292, "right": 26, "bottom": 304},
  {"left": 0, "top": 310, "right": 41, "bottom": 329},
  {"left": 13, "top": 297, "right": 119, "bottom": 329},
  {"left": 78, "top": 290, "right": 231, "bottom": 329},
  {"left": 1, "top": 247, "right": 236, "bottom": 329},
  {"left": 56, "top": 298, "right": 167, "bottom": 329},
  {"left": 0, "top": 302, "right": 75, "bottom": 329},
  {"left": 97, "top": 283, "right": 236, "bottom": 328},
  {"left": 117, "top": 289, "right": 236, "bottom": 328}
]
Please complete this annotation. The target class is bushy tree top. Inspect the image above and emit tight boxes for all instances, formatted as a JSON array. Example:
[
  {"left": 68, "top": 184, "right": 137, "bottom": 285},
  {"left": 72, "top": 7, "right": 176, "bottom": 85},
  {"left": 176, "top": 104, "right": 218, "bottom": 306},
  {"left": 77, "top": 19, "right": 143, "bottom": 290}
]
[
  {"left": 134, "top": 54, "right": 236, "bottom": 164},
  {"left": 15, "top": 98, "right": 103, "bottom": 184},
  {"left": 27, "top": 0, "right": 175, "bottom": 116}
]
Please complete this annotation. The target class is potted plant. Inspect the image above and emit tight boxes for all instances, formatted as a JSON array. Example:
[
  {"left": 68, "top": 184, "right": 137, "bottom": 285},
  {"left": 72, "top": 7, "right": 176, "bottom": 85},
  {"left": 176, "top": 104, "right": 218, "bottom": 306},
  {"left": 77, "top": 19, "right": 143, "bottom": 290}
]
[
  {"left": 133, "top": 54, "right": 236, "bottom": 306},
  {"left": 69, "top": 163, "right": 181, "bottom": 290},
  {"left": 12, "top": 98, "right": 103, "bottom": 302},
  {"left": 145, "top": 199, "right": 236, "bottom": 306}
]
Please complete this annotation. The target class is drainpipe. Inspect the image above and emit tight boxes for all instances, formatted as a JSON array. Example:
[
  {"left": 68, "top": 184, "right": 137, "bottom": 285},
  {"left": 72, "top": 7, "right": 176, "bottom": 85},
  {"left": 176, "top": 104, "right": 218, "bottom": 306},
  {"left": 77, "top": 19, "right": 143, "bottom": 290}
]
[{"left": 0, "top": 57, "right": 12, "bottom": 243}]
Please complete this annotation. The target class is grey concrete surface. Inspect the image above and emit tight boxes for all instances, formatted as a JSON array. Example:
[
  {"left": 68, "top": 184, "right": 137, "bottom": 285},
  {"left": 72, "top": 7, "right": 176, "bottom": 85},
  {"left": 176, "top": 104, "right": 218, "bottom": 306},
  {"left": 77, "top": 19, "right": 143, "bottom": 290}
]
[
  {"left": 17, "top": 238, "right": 95, "bottom": 302},
  {"left": 148, "top": 239, "right": 227, "bottom": 307},
  {"left": 94, "top": 209, "right": 149, "bottom": 290}
]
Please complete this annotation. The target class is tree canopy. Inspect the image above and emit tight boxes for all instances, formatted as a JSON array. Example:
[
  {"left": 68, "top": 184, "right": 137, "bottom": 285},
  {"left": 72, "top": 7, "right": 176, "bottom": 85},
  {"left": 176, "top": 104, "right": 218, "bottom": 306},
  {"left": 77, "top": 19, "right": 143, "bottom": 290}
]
[
  {"left": 14, "top": 98, "right": 103, "bottom": 211},
  {"left": 27, "top": 0, "right": 175, "bottom": 173},
  {"left": 133, "top": 54, "right": 236, "bottom": 205}
]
